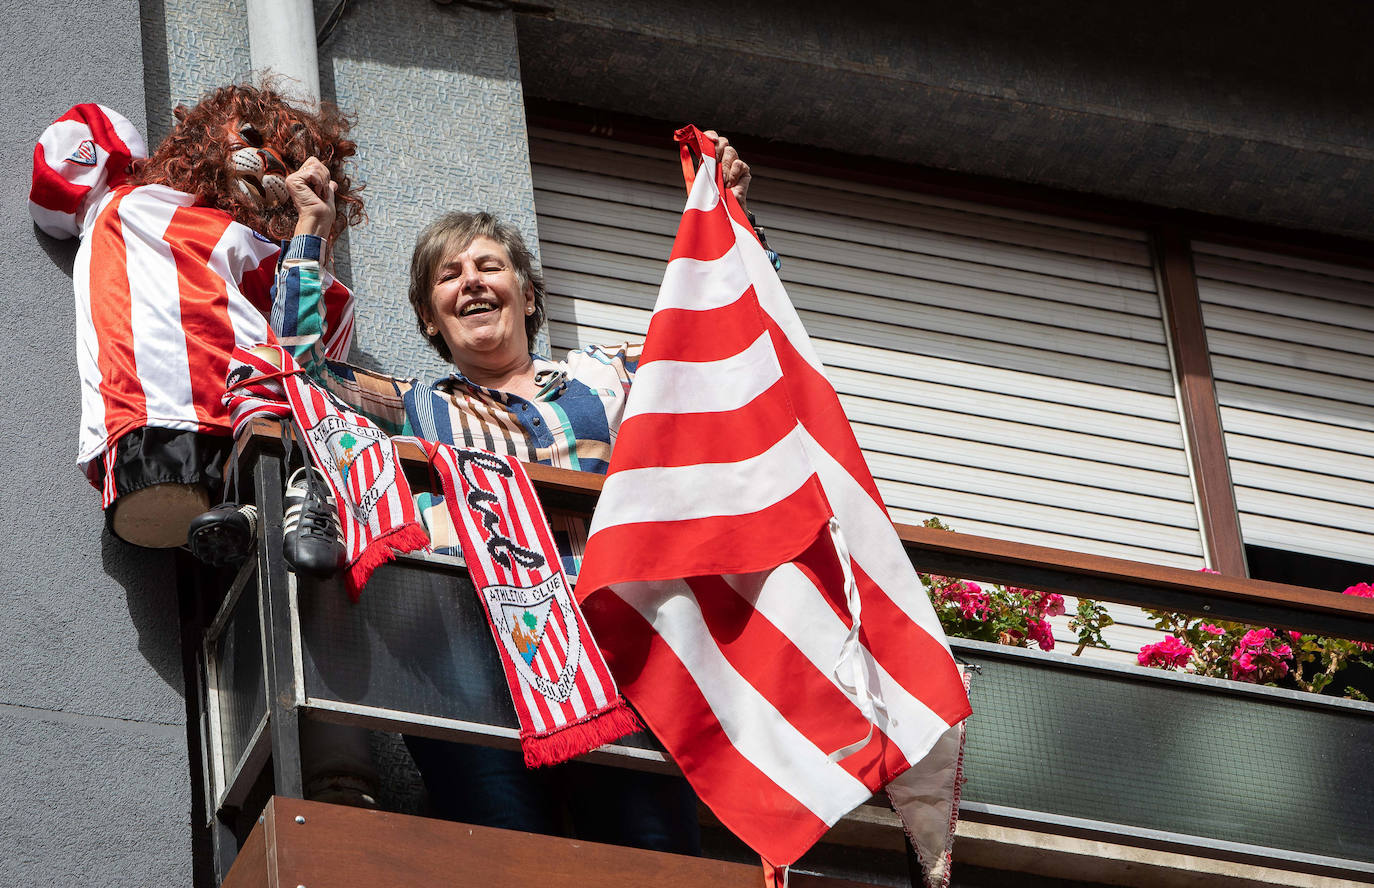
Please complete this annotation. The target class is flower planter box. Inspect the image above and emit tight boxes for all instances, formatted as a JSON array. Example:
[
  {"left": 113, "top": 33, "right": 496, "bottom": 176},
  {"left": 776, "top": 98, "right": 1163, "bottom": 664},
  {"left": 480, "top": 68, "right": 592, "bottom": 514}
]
[{"left": 953, "top": 637, "right": 1374, "bottom": 875}]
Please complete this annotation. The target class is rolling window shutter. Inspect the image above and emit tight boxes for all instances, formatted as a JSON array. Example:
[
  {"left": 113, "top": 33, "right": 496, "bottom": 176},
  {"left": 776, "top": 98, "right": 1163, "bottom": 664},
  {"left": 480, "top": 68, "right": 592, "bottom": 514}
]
[
  {"left": 1193, "top": 242, "right": 1374, "bottom": 565},
  {"left": 531, "top": 129, "right": 1204, "bottom": 574},
  {"left": 531, "top": 129, "right": 1213, "bottom": 661}
]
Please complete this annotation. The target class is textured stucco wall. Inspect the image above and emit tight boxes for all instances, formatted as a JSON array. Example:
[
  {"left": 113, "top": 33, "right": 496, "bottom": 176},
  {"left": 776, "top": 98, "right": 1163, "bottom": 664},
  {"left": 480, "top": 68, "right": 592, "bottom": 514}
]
[
  {"left": 0, "top": 0, "right": 191, "bottom": 884},
  {"left": 518, "top": 0, "right": 1374, "bottom": 240},
  {"left": 141, "top": 0, "right": 252, "bottom": 143},
  {"left": 318, "top": 0, "right": 541, "bottom": 381},
  {"left": 145, "top": 0, "right": 539, "bottom": 383}
]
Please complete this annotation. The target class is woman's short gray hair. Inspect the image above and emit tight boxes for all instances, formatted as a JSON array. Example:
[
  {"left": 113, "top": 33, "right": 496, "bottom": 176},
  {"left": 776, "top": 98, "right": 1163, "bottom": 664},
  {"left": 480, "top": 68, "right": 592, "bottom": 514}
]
[{"left": 407, "top": 211, "right": 547, "bottom": 363}]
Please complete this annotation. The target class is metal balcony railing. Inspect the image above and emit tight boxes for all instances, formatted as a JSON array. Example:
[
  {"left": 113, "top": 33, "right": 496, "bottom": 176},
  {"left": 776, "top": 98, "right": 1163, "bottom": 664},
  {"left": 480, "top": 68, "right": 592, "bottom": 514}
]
[{"left": 196, "top": 427, "right": 1374, "bottom": 886}]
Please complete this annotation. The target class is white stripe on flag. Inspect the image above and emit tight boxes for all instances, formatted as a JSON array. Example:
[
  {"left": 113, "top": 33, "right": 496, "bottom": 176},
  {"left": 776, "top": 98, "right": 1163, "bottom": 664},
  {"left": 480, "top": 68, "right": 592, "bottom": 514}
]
[
  {"left": 684, "top": 156, "right": 720, "bottom": 213},
  {"left": 725, "top": 567, "right": 956, "bottom": 764},
  {"left": 731, "top": 215, "right": 829, "bottom": 378},
  {"left": 655, "top": 248, "right": 754, "bottom": 313},
  {"left": 590, "top": 424, "right": 816, "bottom": 533},
  {"left": 624, "top": 331, "right": 781, "bottom": 421},
  {"left": 615, "top": 577, "right": 871, "bottom": 824},
  {"left": 121, "top": 197, "right": 196, "bottom": 424}
]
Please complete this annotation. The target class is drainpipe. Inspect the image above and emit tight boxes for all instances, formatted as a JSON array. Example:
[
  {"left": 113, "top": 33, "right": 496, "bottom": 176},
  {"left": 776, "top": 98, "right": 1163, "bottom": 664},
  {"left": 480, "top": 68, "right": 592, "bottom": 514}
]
[{"left": 246, "top": 0, "right": 320, "bottom": 104}]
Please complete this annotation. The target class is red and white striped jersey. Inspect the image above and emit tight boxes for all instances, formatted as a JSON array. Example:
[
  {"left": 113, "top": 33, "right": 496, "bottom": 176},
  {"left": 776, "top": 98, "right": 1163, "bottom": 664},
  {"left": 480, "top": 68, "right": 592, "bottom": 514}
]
[
  {"left": 576, "top": 127, "right": 972, "bottom": 873},
  {"left": 30, "top": 103, "right": 355, "bottom": 490},
  {"left": 71, "top": 183, "right": 355, "bottom": 484}
]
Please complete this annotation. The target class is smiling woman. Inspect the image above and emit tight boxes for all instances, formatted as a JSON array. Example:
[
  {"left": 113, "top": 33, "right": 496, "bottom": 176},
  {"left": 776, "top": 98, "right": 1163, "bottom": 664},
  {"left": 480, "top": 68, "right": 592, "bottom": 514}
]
[{"left": 407, "top": 214, "right": 547, "bottom": 398}]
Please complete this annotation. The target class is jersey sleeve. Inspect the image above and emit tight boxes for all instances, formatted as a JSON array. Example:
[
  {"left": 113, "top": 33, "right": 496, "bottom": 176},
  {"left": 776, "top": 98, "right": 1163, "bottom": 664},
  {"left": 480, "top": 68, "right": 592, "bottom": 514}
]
[{"left": 270, "top": 235, "right": 410, "bottom": 434}]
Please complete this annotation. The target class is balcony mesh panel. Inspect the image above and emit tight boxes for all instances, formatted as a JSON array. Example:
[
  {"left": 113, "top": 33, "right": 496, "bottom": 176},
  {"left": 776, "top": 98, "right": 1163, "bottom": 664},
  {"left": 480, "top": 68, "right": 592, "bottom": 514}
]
[
  {"left": 299, "top": 563, "right": 517, "bottom": 729},
  {"left": 215, "top": 583, "right": 267, "bottom": 779},
  {"left": 296, "top": 562, "right": 658, "bottom": 750},
  {"left": 958, "top": 643, "right": 1374, "bottom": 863}
]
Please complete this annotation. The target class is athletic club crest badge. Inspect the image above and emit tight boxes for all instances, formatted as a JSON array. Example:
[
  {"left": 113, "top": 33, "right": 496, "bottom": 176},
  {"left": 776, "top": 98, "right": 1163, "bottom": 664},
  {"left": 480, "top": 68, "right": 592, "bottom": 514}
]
[
  {"left": 484, "top": 574, "right": 582, "bottom": 703},
  {"left": 66, "top": 139, "right": 98, "bottom": 166},
  {"left": 305, "top": 415, "right": 393, "bottom": 523}
]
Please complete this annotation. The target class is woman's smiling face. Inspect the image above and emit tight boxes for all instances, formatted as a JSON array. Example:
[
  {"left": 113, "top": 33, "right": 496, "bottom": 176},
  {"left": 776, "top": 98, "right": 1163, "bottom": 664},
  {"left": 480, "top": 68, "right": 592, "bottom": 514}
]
[{"left": 426, "top": 235, "right": 534, "bottom": 372}]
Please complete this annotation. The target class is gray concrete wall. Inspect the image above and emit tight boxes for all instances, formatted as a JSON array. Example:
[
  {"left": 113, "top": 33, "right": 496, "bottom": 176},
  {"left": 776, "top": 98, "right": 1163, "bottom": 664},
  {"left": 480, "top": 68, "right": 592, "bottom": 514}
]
[
  {"left": 0, "top": 1, "right": 192, "bottom": 884},
  {"left": 518, "top": 0, "right": 1374, "bottom": 241}
]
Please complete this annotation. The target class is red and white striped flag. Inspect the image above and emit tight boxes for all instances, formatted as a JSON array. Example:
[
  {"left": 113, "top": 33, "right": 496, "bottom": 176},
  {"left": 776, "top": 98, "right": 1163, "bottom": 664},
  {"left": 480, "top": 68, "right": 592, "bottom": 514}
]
[{"left": 576, "top": 126, "right": 972, "bottom": 883}]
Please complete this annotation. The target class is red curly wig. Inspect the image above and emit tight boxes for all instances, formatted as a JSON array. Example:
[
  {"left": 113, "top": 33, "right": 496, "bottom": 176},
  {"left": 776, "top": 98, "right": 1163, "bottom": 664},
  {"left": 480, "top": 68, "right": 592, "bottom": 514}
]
[{"left": 133, "top": 81, "right": 364, "bottom": 241}]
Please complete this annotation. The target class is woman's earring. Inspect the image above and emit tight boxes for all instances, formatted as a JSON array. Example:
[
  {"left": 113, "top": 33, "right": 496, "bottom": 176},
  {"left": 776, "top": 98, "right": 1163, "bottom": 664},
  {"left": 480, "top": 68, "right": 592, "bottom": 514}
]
[{"left": 426, "top": 324, "right": 437, "bottom": 335}]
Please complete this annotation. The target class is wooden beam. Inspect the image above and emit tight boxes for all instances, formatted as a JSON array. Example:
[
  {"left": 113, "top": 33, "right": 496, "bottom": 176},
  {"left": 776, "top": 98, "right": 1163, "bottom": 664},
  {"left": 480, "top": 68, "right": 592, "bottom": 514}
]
[
  {"left": 226, "top": 796, "right": 878, "bottom": 888},
  {"left": 1153, "top": 228, "right": 1249, "bottom": 576},
  {"left": 896, "top": 524, "right": 1374, "bottom": 627}
]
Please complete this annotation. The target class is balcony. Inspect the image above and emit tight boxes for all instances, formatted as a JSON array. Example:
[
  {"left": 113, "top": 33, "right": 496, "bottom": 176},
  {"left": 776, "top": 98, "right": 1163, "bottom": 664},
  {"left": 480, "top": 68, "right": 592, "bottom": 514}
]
[{"left": 195, "top": 428, "right": 1374, "bottom": 887}]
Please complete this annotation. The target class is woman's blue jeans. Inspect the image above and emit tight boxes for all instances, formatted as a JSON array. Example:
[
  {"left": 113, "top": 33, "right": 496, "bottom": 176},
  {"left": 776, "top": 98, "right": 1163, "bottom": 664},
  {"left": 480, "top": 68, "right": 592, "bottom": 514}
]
[{"left": 404, "top": 736, "right": 701, "bottom": 855}]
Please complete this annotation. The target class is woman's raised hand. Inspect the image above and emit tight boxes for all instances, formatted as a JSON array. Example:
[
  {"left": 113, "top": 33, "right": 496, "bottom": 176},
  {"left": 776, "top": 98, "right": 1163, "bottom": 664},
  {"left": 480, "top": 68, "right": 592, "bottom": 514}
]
[
  {"left": 287, "top": 155, "right": 338, "bottom": 240},
  {"left": 704, "top": 130, "right": 752, "bottom": 214}
]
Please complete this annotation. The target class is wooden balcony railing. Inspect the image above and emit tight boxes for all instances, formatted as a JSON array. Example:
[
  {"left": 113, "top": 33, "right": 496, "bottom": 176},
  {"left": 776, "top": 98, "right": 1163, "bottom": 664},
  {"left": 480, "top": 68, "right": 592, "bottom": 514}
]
[{"left": 529, "top": 459, "right": 1374, "bottom": 642}]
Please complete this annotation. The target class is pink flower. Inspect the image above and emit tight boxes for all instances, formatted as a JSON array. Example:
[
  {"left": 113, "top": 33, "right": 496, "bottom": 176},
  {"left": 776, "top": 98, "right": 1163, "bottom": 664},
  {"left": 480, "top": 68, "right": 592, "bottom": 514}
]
[
  {"left": 936, "top": 579, "right": 979, "bottom": 602},
  {"left": 1198, "top": 567, "right": 1221, "bottom": 575},
  {"left": 1287, "top": 631, "right": 1303, "bottom": 642},
  {"left": 1239, "top": 628, "right": 1275, "bottom": 647},
  {"left": 1230, "top": 627, "right": 1296, "bottom": 683},
  {"left": 1139, "top": 636, "right": 1192, "bottom": 669},
  {"left": 954, "top": 585, "right": 991, "bottom": 621},
  {"left": 1200, "top": 624, "right": 1225, "bottom": 636},
  {"left": 1231, "top": 652, "right": 1258, "bottom": 680},
  {"left": 958, "top": 599, "right": 987, "bottom": 620},
  {"left": 1028, "top": 618, "right": 1055, "bottom": 652},
  {"left": 1040, "top": 592, "right": 1066, "bottom": 618}
]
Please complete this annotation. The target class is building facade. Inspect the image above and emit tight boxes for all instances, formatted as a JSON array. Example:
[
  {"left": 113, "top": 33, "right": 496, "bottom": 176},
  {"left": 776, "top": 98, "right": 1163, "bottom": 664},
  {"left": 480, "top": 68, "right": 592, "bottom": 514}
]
[{"left": 2, "top": 0, "right": 1370, "bottom": 884}]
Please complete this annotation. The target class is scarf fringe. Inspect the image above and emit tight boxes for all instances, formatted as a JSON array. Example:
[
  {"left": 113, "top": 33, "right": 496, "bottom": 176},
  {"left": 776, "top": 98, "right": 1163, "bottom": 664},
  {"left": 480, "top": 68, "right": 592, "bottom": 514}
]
[
  {"left": 345, "top": 522, "right": 431, "bottom": 601},
  {"left": 519, "top": 700, "right": 643, "bottom": 768}
]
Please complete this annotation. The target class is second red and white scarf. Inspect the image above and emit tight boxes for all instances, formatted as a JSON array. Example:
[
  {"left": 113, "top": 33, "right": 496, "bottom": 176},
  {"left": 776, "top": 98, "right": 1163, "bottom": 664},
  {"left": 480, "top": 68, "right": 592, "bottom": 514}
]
[{"left": 225, "top": 345, "right": 429, "bottom": 598}]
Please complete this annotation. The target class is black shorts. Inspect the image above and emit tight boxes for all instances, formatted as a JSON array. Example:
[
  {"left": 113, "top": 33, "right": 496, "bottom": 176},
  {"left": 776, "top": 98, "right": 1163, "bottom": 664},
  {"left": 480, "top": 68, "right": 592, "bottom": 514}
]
[{"left": 100, "top": 426, "right": 232, "bottom": 520}]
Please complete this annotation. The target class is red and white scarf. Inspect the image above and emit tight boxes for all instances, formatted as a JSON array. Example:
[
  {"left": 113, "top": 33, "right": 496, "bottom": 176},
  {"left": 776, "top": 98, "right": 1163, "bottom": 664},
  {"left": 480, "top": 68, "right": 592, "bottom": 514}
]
[
  {"left": 421, "top": 440, "right": 641, "bottom": 767},
  {"left": 225, "top": 345, "right": 428, "bottom": 598}
]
